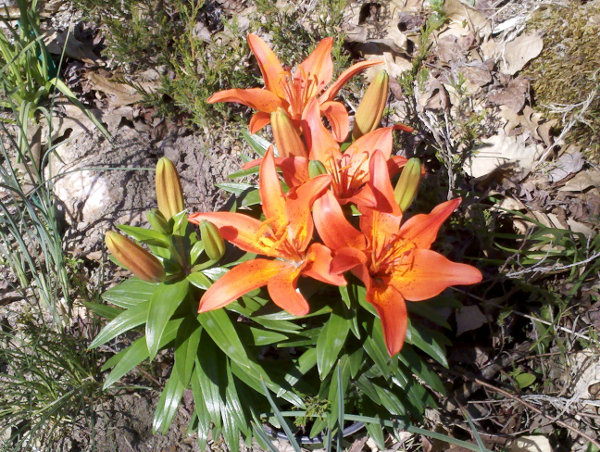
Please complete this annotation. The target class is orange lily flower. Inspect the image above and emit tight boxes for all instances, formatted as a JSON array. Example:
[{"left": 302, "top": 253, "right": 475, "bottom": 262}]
[
  {"left": 245, "top": 98, "right": 412, "bottom": 210},
  {"left": 207, "top": 34, "right": 382, "bottom": 142},
  {"left": 312, "top": 192, "right": 483, "bottom": 356},
  {"left": 188, "top": 147, "right": 346, "bottom": 316}
]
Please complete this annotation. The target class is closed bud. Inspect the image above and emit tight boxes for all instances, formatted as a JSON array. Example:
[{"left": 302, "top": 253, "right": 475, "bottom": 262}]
[
  {"left": 146, "top": 209, "right": 171, "bottom": 234},
  {"left": 271, "top": 108, "right": 307, "bottom": 158},
  {"left": 393, "top": 158, "right": 422, "bottom": 212},
  {"left": 352, "top": 70, "right": 389, "bottom": 140},
  {"left": 308, "top": 160, "right": 328, "bottom": 178},
  {"left": 105, "top": 231, "right": 165, "bottom": 282},
  {"left": 199, "top": 220, "right": 225, "bottom": 261},
  {"left": 155, "top": 157, "right": 184, "bottom": 220}
]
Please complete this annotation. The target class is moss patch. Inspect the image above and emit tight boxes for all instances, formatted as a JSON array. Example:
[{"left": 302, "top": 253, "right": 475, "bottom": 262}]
[{"left": 523, "top": 1, "right": 600, "bottom": 160}]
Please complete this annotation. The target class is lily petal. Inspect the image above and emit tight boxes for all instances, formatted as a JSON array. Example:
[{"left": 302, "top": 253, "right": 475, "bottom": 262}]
[
  {"left": 249, "top": 111, "right": 272, "bottom": 133},
  {"left": 320, "top": 100, "right": 349, "bottom": 142},
  {"left": 330, "top": 246, "right": 367, "bottom": 275},
  {"left": 247, "top": 34, "right": 285, "bottom": 98},
  {"left": 207, "top": 88, "right": 283, "bottom": 112},
  {"left": 303, "top": 242, "right": 347, "bottom": 286},
  {"left": 277, "top": 156, "right": 310, "bottom": 188},
  {"left": 364, "top": 150, "right": 400, "bottom": 215},
  {"left": 319, "top": 60, "right": 383, "bottom": 102},
  {"left": 267, "top": 264, "right": 310, "bottom": 316},
  {"left": 188, "top": 211, "right": 276, "bottom": 257},
  {"left": 398, "top": 198, "right": 461, "bottom": 249},
  {"left": 302, "top": 97, "right": 340, "bottom": 163},
  {"left": 299, "top": 37, "right": 334, "bottom": 92},
  {"left": 199, "top": 258, "right": 288, "bottom": 312},
  {"left": 345, "top": 127, "right": 395, "bottom": 160},
  {"left": 260, "top": 147, "right": 288, "bottom": 236},
  {"left": 368, "top": 280, "right": 408, "bottom": 356},
  {"left": 286, "top": 174, "right": 332, "bottom": 250},
  {"left": 392, "top": 248, "right": 483, "bottom": 301},
  {"left": 387, "top": 155, "right": 408, "bottom": 178},
  {"left": 313, "top": 190, "right": 366, "bottom": 251}
]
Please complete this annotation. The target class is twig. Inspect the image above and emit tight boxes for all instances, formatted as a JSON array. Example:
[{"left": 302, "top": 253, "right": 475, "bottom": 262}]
[
  {"left": 472, "top": 377, "right": 600, "bottom": 448},
  {"left": 504, "top": 250, "right": 600, "bottom": 278}
]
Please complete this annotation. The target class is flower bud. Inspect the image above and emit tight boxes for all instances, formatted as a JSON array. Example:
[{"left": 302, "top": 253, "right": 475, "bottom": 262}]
[
  {"left": 105, "top": 231, "right": 165, "bottom": 282},
  {"left": 393, "top": 157, "right": 422, "bottom": 212},
  {"left": 199, "top": 220, "right": 225, "bottom": 261},
  {"left": 308, "top": 160, "right": 328, "bottom": 178},
  {"left": 155, "top": 157, "right": 184, "bottom": 220},
  {"left": 352, "top": 70, "right": 389, "bottom": 140},
  {"left": 146, "top": 209, "right": 171, "bottom": 234},
  {"left": 271, "top": 108, "right": 306, "bottom": 158}
]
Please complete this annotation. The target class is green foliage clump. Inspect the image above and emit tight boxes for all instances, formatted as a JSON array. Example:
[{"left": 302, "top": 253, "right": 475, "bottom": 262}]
[
  {"left": 523, "top": 1, "right": 600, "bottom": 160},
  {"left": 70, "top": 0, "right": 352, "bottom": 128}
]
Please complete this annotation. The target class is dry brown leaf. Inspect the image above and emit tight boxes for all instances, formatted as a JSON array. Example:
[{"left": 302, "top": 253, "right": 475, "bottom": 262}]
[
  {"left": 507, "top": 435, "right": 553, "bottom": 452},
  {"left": 489, "top": 76, "right": 529, "bottom": 113},
  {"left": 459, "top": 61, "right": 492, "bottom": 89},
  {"left": 455, "top": 305, "right": 487, "bottom": 336},
  {"left": 548, "top": 152, "right": 585, "bottom": 183},
  {"left": 44, "top": 30, "right": 101, "bottom": 64},
  {"left": 85, "top": 72, "right": 144, "bottom": 107},
  {"left": 500, "top": 32, "right": 543, "bottom": 75},
  {"left": 465, "top": 129, "right": 543, "bottom": 178},
  {"left": 443, "top": 0, "right": 491, "bottom": 38},
  {"left": 558, "top": 169, "right": 600, "bottom": 192}
]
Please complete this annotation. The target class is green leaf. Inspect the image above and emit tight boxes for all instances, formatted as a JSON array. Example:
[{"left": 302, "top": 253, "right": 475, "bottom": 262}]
[
  {"left": 327, "top": 357, "right": 350, "bottom": 430},
  {"left": 198, "top": 309, "right": 251, "bottom": 370},
  {"left": 190, "top": 362, "right": 212, "bottom": 451},
  {"left": 515, "top": 372, "right": 536, "bottom": 389},
  {"left": 174, "top": 316, "right": 202, "bottom": 387},
  {"left": 362, "top": 325, "right": 392, "bottom": 379},
  {"left": 364, "top": 419, "right": 385, "bottom": 450},
  {"left": 238, "top": 326, "right": 288, "bottom": 346},
  {"left": 102, "top": 278, "right": 157, "bottom": 308},
  {"left": 260, "top": 379, "right": 301, "bottom": 452},
  {"left": 187, "top": 271, "right": 212, "bottom": 289},
  {"left": 146, "top": 279, "right": 189, "bottom": 360},
  {"left": 83, "top": 301, "right": 123, "bottom": 320},
  {"left": 102, "top": 318, "right": 182, "bottom": 388},
  {"left": 398, "top": 345, "right": 446, "bottom": 394},
  {"left": 195, "top": 332, "right": 225, "bottom": 430},
  {"left": 405, "top": 321, "right": 448, "bottom": 368},
  {"left": 241, "top": 130, "right": 270, "bottom": 156},
  {"left": 216, "top": 181, "right": 256, "bottom": 196},
  {"left": 153, "top": 365, "right": 186, "bottom": 434},
  {"left": 316, "top": 308, "right": 350, "bottom": 379},
  {"left": 227, "top": 164, "right": 260, "bottom": 180},
  {"left": 117, "top": 224, "right": 169, "bottom": 247},
  {"left": 89, "top": 298, "right": 150, "bottom": 349},
  {"left": 240, "top": 188, "right": 261, "bottom": 207}
]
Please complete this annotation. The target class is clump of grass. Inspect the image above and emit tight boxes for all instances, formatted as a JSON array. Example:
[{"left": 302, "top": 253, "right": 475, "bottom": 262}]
[
  {"left": 0, "top": 319, "right": 103, "bottom": 451},
  {"left": 523, "top": 1, "right": 600, "bottom": 160}
]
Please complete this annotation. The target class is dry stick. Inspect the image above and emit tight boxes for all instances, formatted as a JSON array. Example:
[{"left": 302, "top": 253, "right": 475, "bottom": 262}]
[{"left": 472, "top": 377, "right": 600, "bottom": 449}]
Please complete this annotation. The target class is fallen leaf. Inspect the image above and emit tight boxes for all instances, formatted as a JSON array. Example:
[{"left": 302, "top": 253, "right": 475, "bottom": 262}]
[
  {"left": 443, "top": 0, "right": 492, "bottom": 38},
  {"left": 85, "top": 71, "right": 144, "bottom": 107},
  {"left": 558, "top": 169, "right": 600, "bottom": 192},
  {"left": 45, "top": 30, "right": 101, "bottom": 64},
  {"left": 456, "top": 305, "right": 487, "bottom": 335},
  {"left": 466, "top": 129, "right": 544, "bottom": 178},
  {"left": 501, "top": 32, "right": 543, "bottom": 75},
  {"left": 489, "top": 76, "right": 530, "bottom": 112},
  {"left": 547, "top": 152, "right": 585, "bottom": 183}
]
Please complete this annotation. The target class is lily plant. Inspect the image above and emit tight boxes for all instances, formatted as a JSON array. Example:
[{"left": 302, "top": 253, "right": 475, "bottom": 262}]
[
  {"left": 189, "top": 147, "right": 346, "bottom": 316},
  {"left": 207, "top": 33, "right": 381, "bottom": 141}
]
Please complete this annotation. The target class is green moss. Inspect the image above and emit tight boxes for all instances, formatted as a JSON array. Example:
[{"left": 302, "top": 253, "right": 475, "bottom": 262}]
[{"left": 523, "top": 1, "right": 600, "bottom": 160}]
